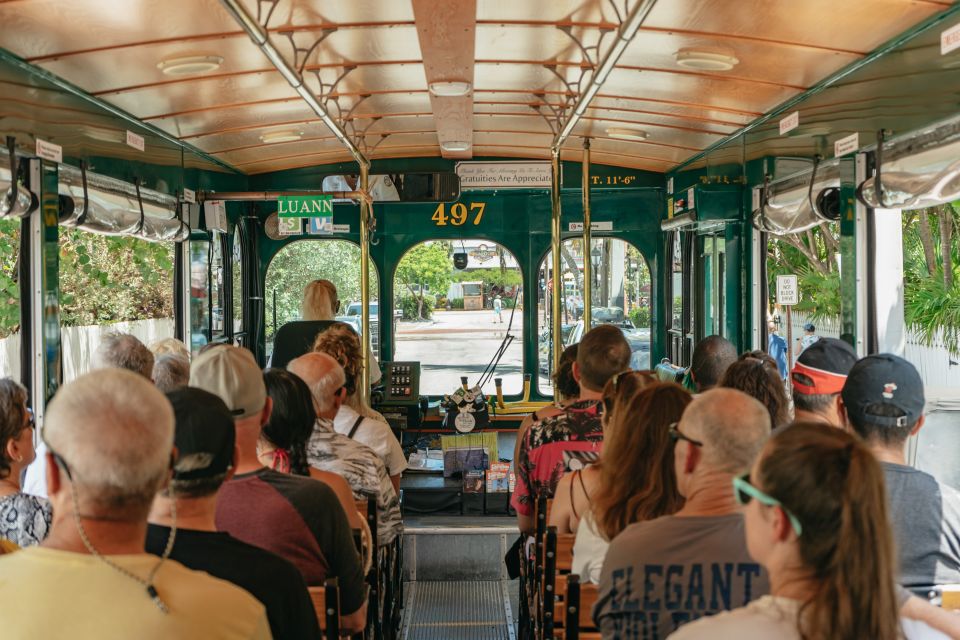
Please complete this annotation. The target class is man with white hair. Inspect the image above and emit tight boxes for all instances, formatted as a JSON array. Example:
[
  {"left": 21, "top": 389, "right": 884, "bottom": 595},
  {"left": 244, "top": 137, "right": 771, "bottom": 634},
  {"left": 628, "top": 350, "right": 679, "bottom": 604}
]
[
  {"left": 0, "top": 369, "right": 270, "bottom": 639},
  {"left": 190, "top": 345, "right": 367, "bottom": 634},
  {"left": 94, "top": 332, "right": 155, "bottom": 379},
  {"left": 288, "top": 352, "right": 402, "bottom": 546},
  {"left": 595, "top": 388, "right": 772, "bottom": 639}
]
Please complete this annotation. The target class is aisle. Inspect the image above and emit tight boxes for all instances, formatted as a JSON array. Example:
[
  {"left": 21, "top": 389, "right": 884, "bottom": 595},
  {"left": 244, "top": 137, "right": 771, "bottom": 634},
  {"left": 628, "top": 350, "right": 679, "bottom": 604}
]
[{"left": 401, "top": 580, "right": 517, "bottom": 640}]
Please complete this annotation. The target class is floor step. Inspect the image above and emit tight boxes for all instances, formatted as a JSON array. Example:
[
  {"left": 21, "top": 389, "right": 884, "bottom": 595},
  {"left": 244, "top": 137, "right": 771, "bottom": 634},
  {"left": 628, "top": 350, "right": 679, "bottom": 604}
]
[
  {"left": 401, "top": 580, "right": 517, "bottom": 640},
  {"left": 402, "top": 516, "right": 518, "bottom": 581}
]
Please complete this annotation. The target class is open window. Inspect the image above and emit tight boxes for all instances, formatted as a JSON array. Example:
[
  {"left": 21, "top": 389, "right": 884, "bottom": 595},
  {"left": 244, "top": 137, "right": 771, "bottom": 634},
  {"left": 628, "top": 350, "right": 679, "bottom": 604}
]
[{"left": 0, "top": 217, "right": 21, "bottom": 380}]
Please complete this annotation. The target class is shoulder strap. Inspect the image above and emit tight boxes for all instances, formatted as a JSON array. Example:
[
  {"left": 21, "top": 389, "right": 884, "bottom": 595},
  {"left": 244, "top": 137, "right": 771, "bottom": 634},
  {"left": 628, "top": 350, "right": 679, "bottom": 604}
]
[
  {"left": 570, "top": 470, "right": 581, "bottom": 520},
  {"left": 347, "top": 415, "right": 364, "bottom": 440},
  {"left": 578, "top": 467, "right": 592, "bottom": 505}
]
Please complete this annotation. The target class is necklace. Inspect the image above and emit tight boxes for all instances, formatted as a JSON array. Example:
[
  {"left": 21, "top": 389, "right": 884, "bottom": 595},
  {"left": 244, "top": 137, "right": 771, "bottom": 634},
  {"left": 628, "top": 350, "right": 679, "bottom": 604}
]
[{"left": 70, "top": 484, "right": 176, "bottom": 613}]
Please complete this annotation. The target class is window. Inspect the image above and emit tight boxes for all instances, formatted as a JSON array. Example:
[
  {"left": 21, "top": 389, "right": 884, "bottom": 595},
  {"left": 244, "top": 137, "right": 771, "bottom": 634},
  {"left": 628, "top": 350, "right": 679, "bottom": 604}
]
[
  {"left": 59, "top": 229, "right": 175, "bottom": 381},
  {"left": 189, "top": 239, "right": 211, "bottom": 353},
  {"left": 393, "top": 239, "right": 523, "bottom": 396},
  {"left": 0, "top": 218, "right": 21, "bottom": 381},
  {"left": 231, "top": 226, "right": 243, "bottom": 335},
  {"left": 537, "top": 238, "right": 650, "bottom": 393},
  {"left": 701, "top": 234, "right": 725, "bottom": 337},
  {"left": 210, "top": 233, "right": 225, "bottom": 337},
  {"left": 265, "top": 240, "right": 380, "bottom": 359}
]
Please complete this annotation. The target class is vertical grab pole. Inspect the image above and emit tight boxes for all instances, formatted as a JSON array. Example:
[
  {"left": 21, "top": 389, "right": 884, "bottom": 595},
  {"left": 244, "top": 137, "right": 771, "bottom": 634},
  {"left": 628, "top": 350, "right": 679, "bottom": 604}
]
[
  {"left": 359, "top": 163, "right": 372, "bottom": 405},
  {"left": 551, "top": 146, "right": 564, "bottom": 378},
  {"left": 581, "top": 138, "right": 592, "bottom": 332}
]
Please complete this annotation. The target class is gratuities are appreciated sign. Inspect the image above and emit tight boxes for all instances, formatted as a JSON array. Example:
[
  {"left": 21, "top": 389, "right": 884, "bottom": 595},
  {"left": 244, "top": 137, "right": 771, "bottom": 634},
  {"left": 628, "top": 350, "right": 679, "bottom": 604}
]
[{"left": 456, "top": 161, "right": 552, "bottom": 189}]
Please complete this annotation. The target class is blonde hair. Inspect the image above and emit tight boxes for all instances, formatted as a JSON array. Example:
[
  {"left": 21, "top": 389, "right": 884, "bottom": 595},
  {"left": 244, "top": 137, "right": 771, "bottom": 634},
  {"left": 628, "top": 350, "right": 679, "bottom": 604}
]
[
  {"left": 302, "top": 279, "right": 338, "bottom": 320},
  {"left": 149, "top": 337, "right": 190, "bottom": 360}
]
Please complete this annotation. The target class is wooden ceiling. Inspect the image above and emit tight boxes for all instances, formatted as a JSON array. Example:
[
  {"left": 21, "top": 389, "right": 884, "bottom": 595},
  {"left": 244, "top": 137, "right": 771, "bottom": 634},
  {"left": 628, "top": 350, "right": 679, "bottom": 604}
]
[{"left": 0, "top": 0, "right": 951, "bottom": 173}]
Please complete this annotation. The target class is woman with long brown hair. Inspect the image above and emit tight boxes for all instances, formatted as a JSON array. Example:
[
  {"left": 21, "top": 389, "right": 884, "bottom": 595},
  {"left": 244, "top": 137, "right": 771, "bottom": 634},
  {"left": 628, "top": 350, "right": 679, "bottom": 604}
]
[
  {"left": 547, "top": 369, "right": 656, "bottom": 535},
  {"left": 669, "top": 421, "right": 941, "bottom": 640},
  {"left": 570, "top": 382, "right": 691, "bottom": 583},
  {"left": 720, "top": 356, "right": 792, "bottom": 429}
]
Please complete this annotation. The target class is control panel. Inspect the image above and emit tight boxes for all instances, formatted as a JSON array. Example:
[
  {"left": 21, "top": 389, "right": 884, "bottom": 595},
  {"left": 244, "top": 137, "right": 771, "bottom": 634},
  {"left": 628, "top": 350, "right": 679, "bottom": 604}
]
[{"left": 381, "top": 361, "right": 420, "bottom": 403}]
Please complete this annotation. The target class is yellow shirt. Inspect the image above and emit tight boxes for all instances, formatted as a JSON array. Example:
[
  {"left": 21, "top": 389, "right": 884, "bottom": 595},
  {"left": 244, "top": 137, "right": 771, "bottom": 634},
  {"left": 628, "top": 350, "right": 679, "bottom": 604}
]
[{"left": 0, "top": 547, "right": 272, "bottom": 640}]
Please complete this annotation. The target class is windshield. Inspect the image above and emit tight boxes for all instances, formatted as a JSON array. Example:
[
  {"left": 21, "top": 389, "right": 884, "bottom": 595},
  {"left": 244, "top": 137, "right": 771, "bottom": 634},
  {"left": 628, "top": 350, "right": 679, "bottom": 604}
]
[{"left": 347, "top": 302, "right": 378, "bottom": 316}]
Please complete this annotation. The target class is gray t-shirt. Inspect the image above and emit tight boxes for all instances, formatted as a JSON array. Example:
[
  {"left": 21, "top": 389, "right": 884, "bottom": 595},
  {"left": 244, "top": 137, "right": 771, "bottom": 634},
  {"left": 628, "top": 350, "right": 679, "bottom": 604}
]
[
  {"left": 595, "top": 513, "right": 769, "bottom": 640},
  {"left": 884, "top": 462, "right": 960, "bottom": 595}
]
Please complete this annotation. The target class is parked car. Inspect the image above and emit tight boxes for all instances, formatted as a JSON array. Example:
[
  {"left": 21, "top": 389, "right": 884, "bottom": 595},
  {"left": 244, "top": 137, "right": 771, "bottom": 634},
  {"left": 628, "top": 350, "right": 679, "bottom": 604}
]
[
  {"left": 564, "top": 316, "right": 651, "bottom": 371},
  {"left": 538, "top": 323, "right": 576, "bottom": 374}
]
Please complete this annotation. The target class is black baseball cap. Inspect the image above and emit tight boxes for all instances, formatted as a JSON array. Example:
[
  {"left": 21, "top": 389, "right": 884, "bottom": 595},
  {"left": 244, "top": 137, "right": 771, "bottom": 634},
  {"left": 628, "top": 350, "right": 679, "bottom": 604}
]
[
  {"left": 791, "top": 338, "right": 858, "bottom": 395},
  {"left": 841, "top": 354, "right": 924, "bottom": 428},
  {"left": 803, "top": 322, "right": 816, "bottom": 332},
  {"left": 165, "top": 387, "right": 235, "bottom": 481}
]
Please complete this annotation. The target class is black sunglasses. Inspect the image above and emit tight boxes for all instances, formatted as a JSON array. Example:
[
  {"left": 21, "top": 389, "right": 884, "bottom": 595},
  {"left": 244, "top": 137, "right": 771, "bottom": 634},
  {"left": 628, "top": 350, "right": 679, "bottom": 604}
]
[{"left": 668, "top": 422, "right": 704, "bottom": 447}]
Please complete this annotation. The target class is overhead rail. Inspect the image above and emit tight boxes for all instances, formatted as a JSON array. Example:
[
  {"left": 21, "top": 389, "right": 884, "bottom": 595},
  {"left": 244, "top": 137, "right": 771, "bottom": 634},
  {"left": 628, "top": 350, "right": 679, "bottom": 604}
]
[
  {"left": 752, "top": 158, "right": 841, "bottom": 235},
  {"left": 199, "top": 190, "right": 372, "bottom": 205},
  {"left": 857, "top": 114, "right": 960, "bottom": 211},
  {"left": 58, "top": 164, "right": 189, "bottom": 242}
]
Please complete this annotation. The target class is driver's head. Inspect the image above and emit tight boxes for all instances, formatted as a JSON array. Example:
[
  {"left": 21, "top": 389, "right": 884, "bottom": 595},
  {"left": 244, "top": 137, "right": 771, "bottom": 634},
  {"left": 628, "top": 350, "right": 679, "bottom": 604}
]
[{"left": 575, "top": 325, "right": 631, "bottom": 392}]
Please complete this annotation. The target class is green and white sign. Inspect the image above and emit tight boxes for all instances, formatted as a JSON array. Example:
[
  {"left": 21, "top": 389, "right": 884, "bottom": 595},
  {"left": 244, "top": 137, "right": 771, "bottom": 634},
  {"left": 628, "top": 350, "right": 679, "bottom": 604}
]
[{"left": 278, "top": 195, "right": 334, "bottom": 218}]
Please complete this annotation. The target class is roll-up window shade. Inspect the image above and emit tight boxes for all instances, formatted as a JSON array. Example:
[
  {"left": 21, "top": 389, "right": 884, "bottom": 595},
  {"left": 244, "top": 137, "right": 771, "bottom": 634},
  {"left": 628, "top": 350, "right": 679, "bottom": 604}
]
[
  {"left": 1, "top": 162, "right": 35, "bottom": 219},
  {"left": 58, "top": 165, "right": 188, "bottom": 242},
  {"left": 752, "top": 160, "right": 841, "bottom": 235},
  {"left": 857, "top": 116, "right": 960, "bottom": 211}
]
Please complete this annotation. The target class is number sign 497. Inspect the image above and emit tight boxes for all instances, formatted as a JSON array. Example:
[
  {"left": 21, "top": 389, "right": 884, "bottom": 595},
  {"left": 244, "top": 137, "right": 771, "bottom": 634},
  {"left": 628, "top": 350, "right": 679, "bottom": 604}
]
[{"left": 431, "top": 202, "right": 486, "bottom": 226}]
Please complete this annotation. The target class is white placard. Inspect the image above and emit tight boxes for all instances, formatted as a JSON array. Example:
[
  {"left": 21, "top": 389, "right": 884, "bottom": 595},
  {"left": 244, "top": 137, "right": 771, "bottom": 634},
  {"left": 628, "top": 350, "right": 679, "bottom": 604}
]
[
  {"left": 568, "top": 221, "right": 613, "bottom": 232},
  {"left": 35, "top": 138, "right": 62, "bottom": 163},
  {"left": 456, "top": 161, "right": 551, "bottom": 189},
  {"left": 277, "top": 217, "right": 302, "bottom": 236},
  {"left": 779, "top": 111, "right": 799, "bottom": 135},
  {"left": 942, "top": 22, "right": 960, "bottom": 55},
  {"left": 125, "top": 130, "right": 145, "bottom": 152},
  {"left": 182, "top": 188, "right": 197, "bottom": 204},
  {"left": 776, "top": 274, "right": 799, "bottom": 306},
  {"left": 332, "top": 224, "right": 350, "bottom": 233},
  {"left": 687, "top": 187, "right": 695, "bottom": 210},
  {"left": 834, "top": 133, "right": 860, "bottom": 158},
  {"left": 203, "top": 200, "right": 228, "bottom": 232},
  {"left": 667, "top": 177, "right": 674, "bottom": 193}
]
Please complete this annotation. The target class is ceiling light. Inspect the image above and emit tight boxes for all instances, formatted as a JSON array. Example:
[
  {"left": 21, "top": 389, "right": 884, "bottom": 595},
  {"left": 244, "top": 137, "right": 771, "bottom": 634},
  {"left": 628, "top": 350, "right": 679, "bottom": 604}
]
[
  {"left": 259, "top": 130, "right": 303, "bottom": 144},
  {"left": 429, "top": 81, "right": 473, "bottom": 97},
  {"left": 440, "top": 140, "right": 471, "bottom": 152},
  {"left": 675, "top": 48, "right": 739, "bottom": 72},
  {"left": 606, "top": 127, "right": 649, "bottom": 141},
  {"left": 157, "top": 55, "right": 224, "bottom": 76}
]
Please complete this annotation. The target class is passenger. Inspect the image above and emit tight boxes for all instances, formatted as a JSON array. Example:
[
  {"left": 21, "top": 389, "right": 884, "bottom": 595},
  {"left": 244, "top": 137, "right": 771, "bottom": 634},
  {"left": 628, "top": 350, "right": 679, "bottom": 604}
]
[
  {"left": 790, "top": 337, "right": 857, "bottom": 426},
  {"left": 0, "top": 379, "right": 51, "bottom": 547},
  {"left": 512, "top": 325, "right": 631, "bottom": 535},
  {"left": 261, "top": 368, "right": 367, "bottom": 535},
  {"left": 513, "top": 343, "right": 579, "bottom": 465},
  {"left": 147, "top": 387, "right": 321, "bottom": 640},
  {"left": 288, "top": 352, "right": 403, "bottom": 546},
  {"left": 301, "top": 279, "right": 382, "bottom": 385},
  {"left": 312, "top": 323, "right": 406, "bottom": 492},
  {"left": 548, "top": 368, "right": 656, "bottom": 535},
  {"left": 668, "top": 422, "right": 944, "bottom": 640},
  {"left": 594, "top": 388, "right": 772, "bottom": 640},
  {"left": 190, "top": 345, "right": 368, "bottom": 633},
  {"left": 766, "top": 321, "right": 788, "bottom": 380},
  {"left": 0, "top": 369, "right": 271, "bottom": 639},
  {"left": 0, "top": 538, "right": 17, "bottom": 554},
  {"left": 796, "top": 322, "right": 820, "bottom": 355},
  {"left": 571, "top": 382, "right": 690, "bottom": 584},
  {"left": 149, "top": 337, "right": 190, "bottom": 360},
  {"left": 152, "top": 353, "right": 190, "bottom": 393},
  {"left": 719, "top": 356, "right": 792, "bottom": 429},
  {"left": 840, "top": 354, "right": 960, "bottom": 596},
  {"left": 688, "top": 334, "right": 737, "bottom": 392},
  {"left": 93, "top": 332, "right": 154, "bottom": 379}
]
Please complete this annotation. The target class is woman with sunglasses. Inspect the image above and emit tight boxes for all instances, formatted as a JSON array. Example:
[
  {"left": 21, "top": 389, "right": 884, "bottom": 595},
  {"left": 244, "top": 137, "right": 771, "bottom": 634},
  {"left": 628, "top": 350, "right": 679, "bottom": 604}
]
[
  {"left": 0, "top": 378, "right": 51, "bottom": 547},
  {"left": 669, "top": 421, "right": 943, "bottom": 640},
  {"left": 568, "top": 381, "right": 690, "bottom": 584},
  {"left": 547, "top": 369, "right": 655, "bottom": 536}
]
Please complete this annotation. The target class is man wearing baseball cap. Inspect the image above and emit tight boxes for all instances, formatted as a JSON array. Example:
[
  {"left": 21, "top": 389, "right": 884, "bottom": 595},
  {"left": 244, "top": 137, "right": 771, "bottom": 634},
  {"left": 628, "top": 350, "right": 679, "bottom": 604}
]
[
  {"left": 190, "top": 345, "right": 367, "bottom": 633},
  {"left": 790, "top": 337, "right": 858, "bottom": 426},
  {"left": 147, "top": 387, "right": 321, "bottom": 640},
  {"left": 841, "top": 354, "right": 960, "bottom": 596}
]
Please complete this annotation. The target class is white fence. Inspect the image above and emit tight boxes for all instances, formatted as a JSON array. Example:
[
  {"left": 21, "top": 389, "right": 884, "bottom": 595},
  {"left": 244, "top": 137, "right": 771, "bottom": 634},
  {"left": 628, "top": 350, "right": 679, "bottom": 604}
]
[
  {"left": 0, "top": 318, "right": 174, "bottom": 383},
  {"left": 788, "top": 311, "right": 960, "bottom": 389}
]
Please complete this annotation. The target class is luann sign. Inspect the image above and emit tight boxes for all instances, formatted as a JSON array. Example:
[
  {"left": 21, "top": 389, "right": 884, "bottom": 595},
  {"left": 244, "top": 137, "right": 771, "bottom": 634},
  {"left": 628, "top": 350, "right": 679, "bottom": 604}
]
[{"left": 277, "top": 195, "right": 334, "bottom": 218}]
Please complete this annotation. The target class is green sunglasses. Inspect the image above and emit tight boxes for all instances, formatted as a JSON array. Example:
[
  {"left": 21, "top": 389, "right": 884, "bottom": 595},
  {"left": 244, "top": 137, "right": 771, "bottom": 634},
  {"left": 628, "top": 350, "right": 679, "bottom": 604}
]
[{"left": 733, "top": 473, "right": 803, "bottom": 537}]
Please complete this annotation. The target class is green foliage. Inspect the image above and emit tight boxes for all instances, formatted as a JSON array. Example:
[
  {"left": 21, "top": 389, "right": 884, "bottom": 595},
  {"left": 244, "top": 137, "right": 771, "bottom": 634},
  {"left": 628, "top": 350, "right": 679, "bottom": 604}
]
[
  {"left": 766, "top": 225, "right": 841, "bottom": 318},
  {"left": 449, "top": 297, "right": 464, "bottom": 309},
  {"left": 452, "top": 267, "right": 521, "bottom": 289},
  {"left": 58, "top": 229, "right": 174, "bottom": 327},
  {"left": 265, "top": 240, "right": 379, "bottom": 340},
  {"left": 0, "top": 219, "right": 20, "bottom": 338},
  {"left": 394, "top": 242, "right": 451, "bottom": 320},
  {"left": 629, "top": 306, "right": 651, "bottom": 328},
  {"left": 399, "top": 293, "right": 434, "bottom": 320}
]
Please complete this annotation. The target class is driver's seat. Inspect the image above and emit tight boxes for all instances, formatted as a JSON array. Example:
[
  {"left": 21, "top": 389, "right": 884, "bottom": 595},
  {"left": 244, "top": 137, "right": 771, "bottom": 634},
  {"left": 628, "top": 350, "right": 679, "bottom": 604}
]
[{"left": 270, "top": 320, "right": 338, "bottom": 369}]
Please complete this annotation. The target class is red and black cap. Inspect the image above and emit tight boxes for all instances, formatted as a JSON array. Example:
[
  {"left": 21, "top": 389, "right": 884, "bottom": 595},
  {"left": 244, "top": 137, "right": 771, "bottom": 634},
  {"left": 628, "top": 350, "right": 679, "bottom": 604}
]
[{"left": 791, "top": 337, "right": 857, "bottom": 395}]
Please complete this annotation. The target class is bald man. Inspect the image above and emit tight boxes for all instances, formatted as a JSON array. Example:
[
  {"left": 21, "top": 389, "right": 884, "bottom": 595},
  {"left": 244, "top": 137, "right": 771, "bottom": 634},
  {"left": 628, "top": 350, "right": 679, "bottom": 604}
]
[
  {"left": 595, "top": 388, "right": 773, "bottom": 640},
  {"left": 0, "top": 369, "right": 270, "bottom": 640},
  {"left": 288, "top": 352, "right": 403, "bottom": 546}
]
